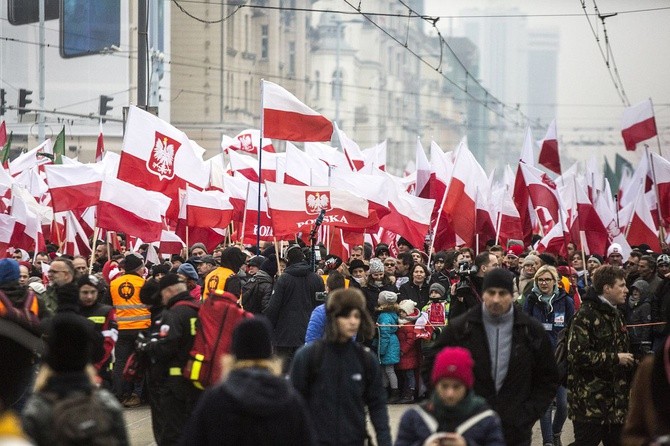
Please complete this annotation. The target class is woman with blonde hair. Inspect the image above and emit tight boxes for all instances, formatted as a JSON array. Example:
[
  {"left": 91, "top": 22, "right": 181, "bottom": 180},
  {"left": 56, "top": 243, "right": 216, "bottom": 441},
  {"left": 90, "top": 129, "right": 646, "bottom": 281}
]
[
  {"left": 523, "top": 264, "right": 575, "bottom": 446},
  {"left": 180, "top": 317, "right": 316, "bottom": 445}
]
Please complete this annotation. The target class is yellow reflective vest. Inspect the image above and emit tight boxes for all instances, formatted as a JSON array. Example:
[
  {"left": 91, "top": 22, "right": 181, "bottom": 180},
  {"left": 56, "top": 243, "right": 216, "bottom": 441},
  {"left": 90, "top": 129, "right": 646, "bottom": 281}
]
[
  {"left": 110, "top": 273, "right": 150, "bottom": 330},
  {"left": 202, "top": 267, "right": 236, "bottom": 300}
]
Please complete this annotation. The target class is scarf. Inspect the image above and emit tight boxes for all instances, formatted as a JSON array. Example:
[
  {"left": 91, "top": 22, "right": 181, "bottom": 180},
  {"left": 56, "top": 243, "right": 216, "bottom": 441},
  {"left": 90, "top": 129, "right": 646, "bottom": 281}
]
[{"left": 429, "top": 389, "right": 488, "bottom": 433}]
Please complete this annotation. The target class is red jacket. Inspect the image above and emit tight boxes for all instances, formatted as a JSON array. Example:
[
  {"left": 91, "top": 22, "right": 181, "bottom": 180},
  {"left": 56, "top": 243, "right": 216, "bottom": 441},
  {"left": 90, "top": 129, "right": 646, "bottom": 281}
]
[{"left": 397, "top": 310, "right": 421, "bottom": 371}]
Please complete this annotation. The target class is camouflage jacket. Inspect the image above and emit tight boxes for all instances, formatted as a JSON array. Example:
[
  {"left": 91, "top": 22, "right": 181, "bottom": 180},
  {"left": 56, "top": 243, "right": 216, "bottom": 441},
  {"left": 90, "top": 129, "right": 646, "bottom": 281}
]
[{"left": 567, "top": 290, "right": 631, "bottom": 424}]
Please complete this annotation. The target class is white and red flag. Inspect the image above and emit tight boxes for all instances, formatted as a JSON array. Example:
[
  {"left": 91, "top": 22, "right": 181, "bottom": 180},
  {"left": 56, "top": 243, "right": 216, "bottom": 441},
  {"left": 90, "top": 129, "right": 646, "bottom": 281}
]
[
  {"left": 651, "top": 152, "right": 670, "bottom": 227},
  {"left": 185, "top": 186, "right": 234, "bottom": 229},
  {"left": 304, "top": 142, "right": 349, "bottom": 168},
  {"left": 538, "top": 119, "right": 561, "bottom": 175},
  {"left": 0, "top": 214, "right": 17, "bottom": 255},
  {"left": 570, "top": 179, "right": 609, "bottom": 256},
  {"left": 621, "top": 99, "right": 658, "bottom": 151},
  {"left": 9, "top": 140, "right": 53, "bottom": 177},
  {"left": 362, "top": 141, "right": 387, "bottom": 171},
  {"left": 159, "top": 230, "right": 186, "bottom": 255},
  {"left": 242, "top": 182, "right": 275, "bottom": 244},
  {"left": 10, "top": 186, "right": 46, "bottom": 252},
  {"left": 97, "top": 177, "right": 171, "bottom": 242},
  {"left": 44, "top": 164, "right": 102, "bottom": 213},
  {"left": 415, "top": 138, "right": 431, "bottom": 198},
  {"left": 261, "top": 80, "right": 333, "bottom": 142},
  {"left": 265, "top": 182, "right": 377, "bottom": 237},
  {"left": 519, "top": 162, "right": 561, "bottom": 228},
  {"left": 513, "top": 128, "right": 537, "bottom": 245},
  {"left": 334, "top": 123, "right": 366, "bottom": 172},
  {"left": 493, "top": 184, "right": 524, "bottom": 248},
  {"left": 536, "top": 218, "right": 570, "bottom": 257},
  {"left": 626, "top": 187, "right": 661, "bottom": 252},
  {"left": 61, "top": 211, "right": 92, "bottom": 257},
  {"left": 227, "top": 150, "right": 277, "bottom": 183},
  {"left": 283, "top": 142, "right": 329, "bottom": 186},
  {"left": 221, "top": 129, "right": 275, "bottom": 155},
  {"left": 331, "top": 169, "right": 390, "bottom": 222},
  {"left": 117, "top": 106, "right": 208, "bottom": 219}
]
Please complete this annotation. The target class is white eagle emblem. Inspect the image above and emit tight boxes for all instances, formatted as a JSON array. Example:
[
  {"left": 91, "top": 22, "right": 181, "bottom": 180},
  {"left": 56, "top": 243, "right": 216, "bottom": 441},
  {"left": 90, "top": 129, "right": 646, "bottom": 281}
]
[
  {"left": 148, "top": 131, "right": 180, "bottom": 181},
  {"left": 237, "top": 134, "right": 255, "bottom": 153},
  {"left": 305, "top": 191, "right": 331, "bottom": 214}
]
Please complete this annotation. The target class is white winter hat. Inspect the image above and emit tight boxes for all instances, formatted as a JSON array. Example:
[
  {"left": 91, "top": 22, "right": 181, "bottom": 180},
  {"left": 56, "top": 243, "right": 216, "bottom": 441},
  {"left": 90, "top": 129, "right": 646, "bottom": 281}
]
[
  {"left": 398, "top": 299, "right": 417, "bottom": 315},
  {"left": 378, "top": 290, "right": 398, "bottom": 305}
]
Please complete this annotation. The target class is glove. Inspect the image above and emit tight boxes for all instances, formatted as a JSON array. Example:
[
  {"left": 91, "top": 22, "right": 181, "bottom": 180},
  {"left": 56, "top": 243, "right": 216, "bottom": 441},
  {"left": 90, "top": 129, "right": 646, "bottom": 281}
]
[{"left": 135, "top": 333, "right": 148, "bottom": 352}]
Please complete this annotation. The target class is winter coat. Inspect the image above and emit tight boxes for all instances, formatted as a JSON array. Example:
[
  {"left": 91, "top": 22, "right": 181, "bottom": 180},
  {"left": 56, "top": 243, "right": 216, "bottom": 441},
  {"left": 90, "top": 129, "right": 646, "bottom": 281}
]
[
  {"left": 425, "top": 305, "right": 558, "bottom": 446},
  {"left": 397, "top": 310, "right": 421, "bottom": 371},
  {"left": 180, "top": 367, "right": 317, "bottom": 446},
  {"left": 624, "top": 279, "right": 653, "bottom": 352},
  {"left": 622, "top": 354, "right": 670, "bottom": 446},
  {"left": 241, "top": 270, "right": 274, "bottom": 315},
  {"left": 377, "top": 305, "right": 401, "bottom": 365},
  {"left": 22, "top": 372, "right": 129, "bottom": 446},
  {"left": 652, "top": 277, "right": 670, "bottom": 339},
  {"left": 399, "top": 281, "right": 430, "bottom": 310},
  {"left": 362, "top": 281, "right": 397, "bottom": 317},
  {"left": 304, "top": 304, "right": 327, "bottom": 344},
  {"left": 523, "top": 286, "right": 575, "bottom": 350},
  {"left": 290, "top": 340, "right": 392, "bottom": 446},
  {"left": 567, "top": 288, "right": 631, "bottom": 425},
  {"left": 395, "top": 396, "right": 505, "bottom": 446},
  {"left": 263, "top": 261, "right": 324, "bottom": 348}
]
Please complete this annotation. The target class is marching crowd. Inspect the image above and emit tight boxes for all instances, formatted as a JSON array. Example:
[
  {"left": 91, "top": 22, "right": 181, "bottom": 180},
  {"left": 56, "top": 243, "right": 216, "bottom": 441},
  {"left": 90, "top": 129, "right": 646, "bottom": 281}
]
[{"left": 1, "top": 235, "right": 670, "bottom": 446}]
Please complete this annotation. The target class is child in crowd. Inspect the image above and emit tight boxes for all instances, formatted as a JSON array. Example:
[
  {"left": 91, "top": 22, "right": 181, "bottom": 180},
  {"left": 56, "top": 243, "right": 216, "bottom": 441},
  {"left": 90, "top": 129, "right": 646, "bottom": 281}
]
[
  {"left": 396, "top": 299, "right": 421, "bottom": 404},
  {"left": 376, "top": 290, "right": 401, "bottom": 404},
  {"left": 416, "top": 283, "right": 449, "bottom": 340}
]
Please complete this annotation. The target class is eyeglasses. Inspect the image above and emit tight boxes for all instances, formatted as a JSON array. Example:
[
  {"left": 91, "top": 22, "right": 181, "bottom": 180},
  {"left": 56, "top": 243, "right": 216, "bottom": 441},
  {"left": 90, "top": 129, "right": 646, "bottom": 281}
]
[
  {"left": 384, "top": 263, "right": 395, "bottom": 267},
  {"left": 537, "top": 278, "right": 554, "bottom": 283}
]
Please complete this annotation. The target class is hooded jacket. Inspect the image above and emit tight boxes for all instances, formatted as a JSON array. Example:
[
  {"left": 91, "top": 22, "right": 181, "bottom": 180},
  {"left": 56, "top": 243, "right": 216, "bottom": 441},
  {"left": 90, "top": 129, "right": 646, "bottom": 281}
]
[
  {"left": 263, "top": 261, "right": 324, "bottom": 347},
  {"left": 241, "top": 270, "right": 274, "bottom": 315},
  {"left": 624, "top": 279, "right": 653, "bottom": 349},
  {"left": 567, "top": 287, "right": 631, "bottom": 424},
  {"left": 180, "top": 367, "right": 316, "bottom": 445}
]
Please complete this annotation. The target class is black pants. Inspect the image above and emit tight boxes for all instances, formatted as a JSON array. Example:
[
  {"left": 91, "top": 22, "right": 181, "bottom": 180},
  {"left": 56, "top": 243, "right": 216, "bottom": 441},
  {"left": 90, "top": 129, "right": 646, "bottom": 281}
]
[
  {"left": 158, "top": 377, "right": 201, "bottom": 445},
  {"left": 571, "top": 420, "right": 622, "bottom": 446},
  {"left": 275, "top": 346, "right": 299, "bottom": 374}
]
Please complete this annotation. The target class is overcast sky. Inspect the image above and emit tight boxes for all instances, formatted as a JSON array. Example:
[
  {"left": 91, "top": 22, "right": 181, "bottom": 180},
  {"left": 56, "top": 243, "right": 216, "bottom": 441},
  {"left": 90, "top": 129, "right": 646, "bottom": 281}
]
[{"left": 423, "top": 0, "right": 670, "bottom": 161}]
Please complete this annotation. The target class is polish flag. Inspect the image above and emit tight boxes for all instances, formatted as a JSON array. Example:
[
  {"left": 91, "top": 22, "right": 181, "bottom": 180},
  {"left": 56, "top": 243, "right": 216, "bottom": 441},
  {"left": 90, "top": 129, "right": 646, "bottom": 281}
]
[
  {"left": 331, "top": 169, "right": 390, "bottom": 221},
  {"left": 0, "top": 121, "right": 6, "bottom": 148},
  {"left": 227, "top": 150, "right": 277, "bottom": 183},
  {"left": 621, "top": 99, "right": 657, "bottom": 151},
  {"left": 377, "top": 172, "right": 434, "bottom": 249},
  {"left": 571, "top": 180, "right": 609, "bottom": 256},
  {"left": 159, "top": 230, "right": 186, "bottom": 255},
  {"left": 494, "top": 185, "right": 524, "bottom": 247},
  {"left": 651, "top": 152, "right": 670, "bottom": 227},
  {"left": 415, "top": 139, "right": 431, "bottom": 198},
  {"left": 261, "top": 80, "right": 333, "bottom": 142},
  {"left": 222, "top": 173, "right": 250, "bottom": 223},
  {"left": 428, "top": 141, "right": 454, "bottom": 219},
  {"left": 44, "top": 164, "right": 103, "bottom": 213},
  {"left": 592, "top": 192, "right": 632, "bottom": 259},
  {"left": 62, "top": 211, "right": 92, "bottom": 257},
  {"left": 284, "top": 142, "right": 329, "bottom": 186},
  {"left": 265, "top": 182, "right": 377, "bottom": 237},
  {"left": 0, "top": 214, "right": 16, "bottom": 255},
  {"left": 537, "top": 218, "right": 570, "bottom": 257},
  {"left": 96, "top": 122, "right": 105, "bottom": 163},
  {"left": 98, "top": 177, "right": 171, "bottom": 242},
  {"left": 334, "top": 123, "right": 366, "bottom": 172},
  {"left": 362, "top": 140, "right": 387, "bottom": 171},
  {"left": 221, "top": 129, "right": 275, "bottom": 155},
  {"left": 10, "top": 187, "right": 46, "bottom": 252},
  {"left": 185, "top": 186, "right": 234, "bottom": 229},
  {"left": 538, "top": 119, "right": 561, "bottom": 175},
  {"left": 519, "top": 162, "right": 560, "bottom": 226},
  {"left": 117, "top": 106, "right": 208, "bottom": 219},
  {"left": 619, "top": 153, "right": 651, "bottom": 209},
  {"left": 304, "top": 142, "right": 349, "bottom": 168},
  {"left": 513, "top": 128, "right": 537, "bottom": 245},
  {"left": 626, "top": 187, "right": 661, "bottom": 252},
  {"left": 9, "top": 140, "right": 53, "bottom": 177},
  {"left": 175, "top": 196, "right": 227, "bottom": 252},
  {"left": 0, "top": 164, "right": 12, "bottom": 213},
  {"left": 242, "top": 182, "right": 275, "bottom": 244}
]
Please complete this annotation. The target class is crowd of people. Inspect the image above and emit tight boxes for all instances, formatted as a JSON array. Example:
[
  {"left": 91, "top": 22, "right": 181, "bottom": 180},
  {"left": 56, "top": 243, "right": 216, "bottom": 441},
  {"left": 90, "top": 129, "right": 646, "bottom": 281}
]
[{"left": 0, "top": 234, "right": 670, "bottom": 445}]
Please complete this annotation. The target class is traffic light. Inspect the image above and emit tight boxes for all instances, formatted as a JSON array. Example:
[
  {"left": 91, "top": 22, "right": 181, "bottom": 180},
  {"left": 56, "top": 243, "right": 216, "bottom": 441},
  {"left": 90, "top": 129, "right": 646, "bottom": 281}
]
[
  {"left": 0, "top": 89, "right": 6, "bottom": 116},
  {"left": 99, "top": 95, "right": 113, "bottom": 123},
  {"left": 18, "top": 89, "right": 33, "bottom": 116}
]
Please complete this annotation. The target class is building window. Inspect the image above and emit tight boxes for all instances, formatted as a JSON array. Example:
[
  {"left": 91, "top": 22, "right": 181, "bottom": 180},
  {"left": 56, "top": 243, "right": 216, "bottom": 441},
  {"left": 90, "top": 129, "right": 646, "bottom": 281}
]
[
  {"left": 244, "top": 15, "right": 249, "bottom": 52},
  {"left": 331, "top": 70, "right": 343, "bottom": 100},
  {"left": 244, "top": 80, "right": 249, "bottom": 112},
  {"left": 288, "top": 41, "right": 296, "bottom": 76},
  {"left": 261, "top": 25, "right": 269, "bottom": 59},
  {"left": 315, "top": 70, "right": 320, "bottom": 100}
]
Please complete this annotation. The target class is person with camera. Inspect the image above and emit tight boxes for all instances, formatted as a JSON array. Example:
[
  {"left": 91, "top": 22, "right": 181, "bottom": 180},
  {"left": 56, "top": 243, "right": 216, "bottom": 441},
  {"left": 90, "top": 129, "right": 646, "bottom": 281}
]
[
  {"left": 449, "top": 252, "right": 499, "bottom": 321},
  {"left": 304, "top": 272, "right": 347, "bottom": 344}
]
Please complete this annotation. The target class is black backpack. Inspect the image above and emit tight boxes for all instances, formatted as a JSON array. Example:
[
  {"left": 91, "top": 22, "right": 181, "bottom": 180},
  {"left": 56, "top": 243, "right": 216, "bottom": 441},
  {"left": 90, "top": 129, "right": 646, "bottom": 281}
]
[{"left": 46, "top": 390, "right": 119, "bottom": 446}]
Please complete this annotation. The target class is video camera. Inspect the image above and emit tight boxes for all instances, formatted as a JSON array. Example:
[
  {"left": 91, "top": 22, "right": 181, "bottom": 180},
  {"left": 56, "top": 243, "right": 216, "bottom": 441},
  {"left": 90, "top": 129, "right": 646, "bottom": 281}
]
[
  {"left": 455, "top": 261, "right": 477, "bottom": 294},
  {"left": 315, "top": 291, "right": 328, "bottom": 302}
]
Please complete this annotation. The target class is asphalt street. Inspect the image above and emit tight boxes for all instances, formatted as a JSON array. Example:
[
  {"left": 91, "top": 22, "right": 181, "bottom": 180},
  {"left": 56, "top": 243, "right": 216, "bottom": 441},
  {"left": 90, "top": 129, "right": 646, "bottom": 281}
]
[{"left": 123, "top": 403, "right": 575, "bottom": 445}]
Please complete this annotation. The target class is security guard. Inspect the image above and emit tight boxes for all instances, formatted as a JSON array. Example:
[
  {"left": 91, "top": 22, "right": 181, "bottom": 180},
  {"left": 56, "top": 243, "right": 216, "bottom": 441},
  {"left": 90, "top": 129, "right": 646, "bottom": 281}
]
[
  {"left": 202, "top": 246, "right": 246, "bottom": 300},
  {"left": 110, "top": 252, "right": 150, "bottom": 406},
  {"left": 140, "top": 273, "right": 200, "bottom": 445}
]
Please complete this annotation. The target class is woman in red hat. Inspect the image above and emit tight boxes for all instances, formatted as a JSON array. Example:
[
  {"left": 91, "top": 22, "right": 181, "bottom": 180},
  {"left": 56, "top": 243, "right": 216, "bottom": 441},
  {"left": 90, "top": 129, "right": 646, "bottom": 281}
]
[{"left": 396, "top": 346, "right": 504, "bottom": 446}]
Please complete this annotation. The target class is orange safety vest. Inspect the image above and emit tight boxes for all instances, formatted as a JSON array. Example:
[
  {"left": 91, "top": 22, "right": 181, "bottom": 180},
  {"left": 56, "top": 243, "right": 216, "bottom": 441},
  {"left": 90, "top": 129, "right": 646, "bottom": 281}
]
[
  {"left": 110, "top": 274, "right": 150, "bottom": 330},
  {"left": 202, "top": 267, "right": 236, "bottom": 301},
  {"left": 321, "top": 275, "right": 350, "bottom": 289}
]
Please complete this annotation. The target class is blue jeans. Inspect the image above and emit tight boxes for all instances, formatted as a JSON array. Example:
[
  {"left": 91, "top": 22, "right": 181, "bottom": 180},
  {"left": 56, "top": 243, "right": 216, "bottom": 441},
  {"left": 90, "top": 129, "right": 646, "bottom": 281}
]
[{"left": 540, "top": 385, "right": 567, "bottom": 443}]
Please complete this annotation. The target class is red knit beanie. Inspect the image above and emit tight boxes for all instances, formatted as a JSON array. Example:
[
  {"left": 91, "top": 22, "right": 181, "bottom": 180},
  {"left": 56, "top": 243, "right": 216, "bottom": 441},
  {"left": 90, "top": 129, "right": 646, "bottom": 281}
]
[{"left": 431, "top": 347, "right": 475, "bottom": 389}]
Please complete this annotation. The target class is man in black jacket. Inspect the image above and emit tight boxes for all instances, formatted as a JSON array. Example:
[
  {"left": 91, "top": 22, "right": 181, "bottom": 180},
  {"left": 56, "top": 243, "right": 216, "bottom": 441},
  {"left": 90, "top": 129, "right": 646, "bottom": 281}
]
[
  {"left": 424, "top": 268, "right": 558, "bottom": 446},
  {"left": 141, "top": 273, "right": 201, "bottom": 446},
  {"left": 264, "top": 244, "right": 324, "bottom": 373}
]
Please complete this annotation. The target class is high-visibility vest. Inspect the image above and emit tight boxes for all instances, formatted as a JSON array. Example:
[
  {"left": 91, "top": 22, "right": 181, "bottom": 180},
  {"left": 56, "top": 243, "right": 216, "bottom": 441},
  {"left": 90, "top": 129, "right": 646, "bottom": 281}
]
[
  {"left": 110, "top": 274, "right": 150, "bottom": 330},
  {"left": 321, "top": 275, "right": 350, "bottom": 289},
  {"left": 202, "top": 267, "right": 235, "bottom": 301}
]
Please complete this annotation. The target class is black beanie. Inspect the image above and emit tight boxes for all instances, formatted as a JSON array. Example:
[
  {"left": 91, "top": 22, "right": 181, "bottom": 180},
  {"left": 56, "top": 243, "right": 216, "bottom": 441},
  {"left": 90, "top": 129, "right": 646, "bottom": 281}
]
[
  {"left": 285, "top": 244, "right": 304, "bottom": 265},
  {"left": 140, "top": 278, "right": 162, "bottom": 306},
  {"left": 260, "top": 254, "right": 278, "bottom": 277},
  {"left": 220, "top": 247, "right": 247, "bottom": 272},
  {"left": 56, "top": 282, "right": 81, "bottom": 313},
  {"left": 44, "top": 313, "right": 93, "bottom": 372},
  {"left": 159, "top": 273, "right": 184, "bottom": 292},
  {"left": 482, "top": 268, "right": 514, "bottom": 295},
  {"left": 124, "top": 253, "right": 145, "bottom": 272},
  {"left": 232, "top": 317, "right": 273, "bottom": 360},
  {"left": 152, "top": 263, "right": 171, "bottom": 277}
]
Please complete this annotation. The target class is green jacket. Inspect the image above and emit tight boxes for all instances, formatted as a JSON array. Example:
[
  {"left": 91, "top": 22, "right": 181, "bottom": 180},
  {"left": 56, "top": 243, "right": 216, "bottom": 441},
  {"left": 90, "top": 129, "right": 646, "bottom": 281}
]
[{"left": 567, "top": 289, "right": 631, "bottom": 424}]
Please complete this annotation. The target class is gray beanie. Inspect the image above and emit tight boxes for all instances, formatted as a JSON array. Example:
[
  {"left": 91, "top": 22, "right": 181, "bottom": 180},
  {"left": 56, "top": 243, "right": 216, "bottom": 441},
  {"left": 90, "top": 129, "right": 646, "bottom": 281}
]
[
  {"left": 369, "top": 258, "right": 384, "bottom": 274},
  {"left": 429, "top": 282, "right": 446, "bottom": 298},
  {"left": 378, "top": 290, "right": 398, "bottom": 305}
]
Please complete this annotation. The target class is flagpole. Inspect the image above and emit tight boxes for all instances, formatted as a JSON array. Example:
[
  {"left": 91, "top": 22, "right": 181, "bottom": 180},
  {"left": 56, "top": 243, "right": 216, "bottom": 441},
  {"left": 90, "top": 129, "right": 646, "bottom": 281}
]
[
  {"left": 185, "top": 226, "right": 189, "bottom": 253},
  {"left": 494, "top": 186, "right": 506, "bottom": 246},
  {"left": 650, "top": 98, "right": 663, "bottom": 156},
  {"left": 241, "top": 182, "right": 250, "bottom": 245},
  {"left": 90, "top": 227, "right": 100, "bottom": 273},
  {"left": 257, "top": 79, "right": 265, "bottom": 254},
  {"left": 645, "top": 145, "right": 666, "bottom": 245},
  {"left": 106, "top": 231, "right": 111, "bottom": 262}
]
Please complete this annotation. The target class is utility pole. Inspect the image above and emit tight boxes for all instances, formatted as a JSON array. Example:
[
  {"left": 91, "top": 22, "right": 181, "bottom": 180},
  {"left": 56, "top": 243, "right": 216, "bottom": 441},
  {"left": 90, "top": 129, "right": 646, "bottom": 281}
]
[
  {"left": 138, "top": 0, "right": 148, "bottom": 106},
  {"left": 38, "top": 0, "right": 46, "bottom": 141},
  {"left": 335, "top": 19, "right": 342, "bottom": 124}
]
